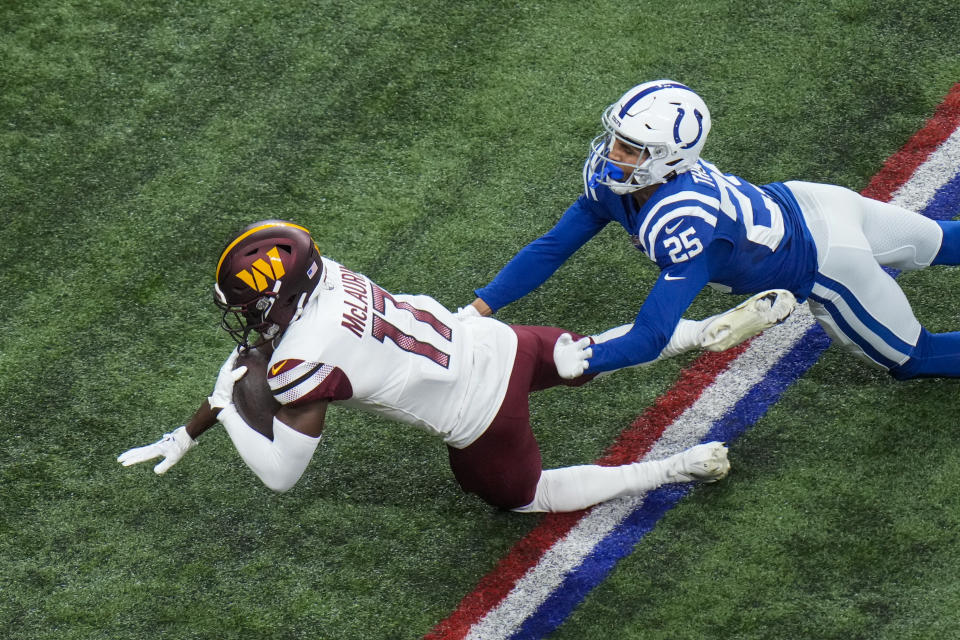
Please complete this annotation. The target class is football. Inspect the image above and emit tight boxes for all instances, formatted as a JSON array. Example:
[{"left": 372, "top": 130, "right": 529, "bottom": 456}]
[{"left": 233, "top": 346, "right": 281, "bottom": 438}]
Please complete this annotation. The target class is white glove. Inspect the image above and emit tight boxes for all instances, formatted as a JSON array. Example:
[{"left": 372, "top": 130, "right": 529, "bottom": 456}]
[
  {"left": 456, "top": 304, "right": 482, "bottom": 320},
  {"left": 117, "top": 426, "right": 197, "bottom": 474},
  {"left": 553, "top": 333, "right": 593, "bottom": 379},
  {"left": 207, "top": 348, "right": 248, "bottom": 410}
]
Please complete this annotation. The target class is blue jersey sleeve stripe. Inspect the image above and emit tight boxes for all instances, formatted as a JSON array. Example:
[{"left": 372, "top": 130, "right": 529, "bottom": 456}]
[{"left": 638, "top": 191, "right": 720, "bottom": 242}]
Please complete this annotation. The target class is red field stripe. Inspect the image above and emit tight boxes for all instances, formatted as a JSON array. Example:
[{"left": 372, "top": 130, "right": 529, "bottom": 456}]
[
  {"left": 862, "top": 83, "right": 960, "bottom": 202},
  {"left": 423, "top": 510, "right": 583, "bottom": 640},
  {"left": 425, "top": 341, "right": 747, "bottom": 639},
  {"left": 597, "top": 342, "right": 749, "bottom": 467}
]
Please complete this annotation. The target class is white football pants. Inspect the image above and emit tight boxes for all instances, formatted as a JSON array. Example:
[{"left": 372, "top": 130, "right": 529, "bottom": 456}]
[{"left": 786, "top": 181, "right": 942, "bottom": 369}]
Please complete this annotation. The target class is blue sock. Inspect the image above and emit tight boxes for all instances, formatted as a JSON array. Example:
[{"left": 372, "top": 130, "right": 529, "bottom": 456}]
[
  {"left": 931, "top": 220, "right": 960, "bottom": 265},
  {"left": 890, "top": 328, "right": 960, "bottom": 379}
]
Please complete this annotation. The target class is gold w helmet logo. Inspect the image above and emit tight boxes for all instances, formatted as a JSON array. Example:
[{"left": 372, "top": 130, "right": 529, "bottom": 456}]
[{"left": 236, "top": 246, "right": 286, "bottom": 292}]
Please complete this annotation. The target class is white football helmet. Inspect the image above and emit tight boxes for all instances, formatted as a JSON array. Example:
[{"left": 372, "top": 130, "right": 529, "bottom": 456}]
[{"left": 588, "top": 80, "right": 711, "bottom": 194}]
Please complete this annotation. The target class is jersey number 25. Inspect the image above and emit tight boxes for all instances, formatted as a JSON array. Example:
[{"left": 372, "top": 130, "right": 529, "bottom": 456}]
[{"left": 662, "top": 226, "right": 703, "bottom": 263}]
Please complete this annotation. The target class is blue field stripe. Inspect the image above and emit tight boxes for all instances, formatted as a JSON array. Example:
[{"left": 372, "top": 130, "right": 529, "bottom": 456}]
[
  {"left": 511, "top": 484, "right": 695, "bottom": 640},
  {"left": 705, "top": 323, "right": 833, "bottom": 444},
  {"left": 510, "top": 484, "right": 692, "bottom": 640},
  {"left": 924, "top": 167, "right": 960, "bottom": 221},
  {"left": 509, "top": 323, "right": 832, "bottom": 639}
]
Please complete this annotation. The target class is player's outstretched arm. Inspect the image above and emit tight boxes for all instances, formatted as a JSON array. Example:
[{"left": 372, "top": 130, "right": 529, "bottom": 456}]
[{"left": 562, "top": 289, "right": 797, "bottom": 380}]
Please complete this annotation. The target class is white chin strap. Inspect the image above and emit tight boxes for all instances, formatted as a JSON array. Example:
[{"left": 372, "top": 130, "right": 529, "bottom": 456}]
[
  {"left": 291, "top": 292, "right": 309, "bottom": 323},
  {"left": 609, "top": 180, "right": 641, "bottom": 195},
  {"left": 609, "top": 169, "right": 658, "bottom": 194},
  {"left": 262, "top": 323, "right": 280, "bottom": 339}
]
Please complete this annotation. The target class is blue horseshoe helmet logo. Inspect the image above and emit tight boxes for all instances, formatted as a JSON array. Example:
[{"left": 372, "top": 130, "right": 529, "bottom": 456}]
[{"left": 673, "top": 107, "right": 705, "bottom": 149}]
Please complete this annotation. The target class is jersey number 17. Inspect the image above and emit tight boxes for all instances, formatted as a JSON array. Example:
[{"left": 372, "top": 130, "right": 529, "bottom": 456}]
[{"left": 371, "top": 284, "right": 453, "bottom": 368}]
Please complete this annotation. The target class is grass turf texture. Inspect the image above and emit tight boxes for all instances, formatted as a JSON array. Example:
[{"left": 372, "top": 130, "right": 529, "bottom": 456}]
[{"left": 2, "top": 0, "right": 960, "bottom": 637}]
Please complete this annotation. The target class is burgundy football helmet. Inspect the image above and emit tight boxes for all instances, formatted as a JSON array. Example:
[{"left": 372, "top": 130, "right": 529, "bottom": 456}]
[{"left": 215, "top": 220, "right": 323, "bottom": 348}]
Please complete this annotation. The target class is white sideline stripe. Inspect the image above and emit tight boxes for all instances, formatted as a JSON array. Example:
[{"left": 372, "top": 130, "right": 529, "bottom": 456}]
[
  {"left": 466, "top": 310, "right": 816, "bottom": 640},
  {"left": 890, "top": 126, "right": 960, "bottom": 211},
  {"left": 645, "top": 307, "right": 815, "bottom": 459},
  {"left": 464, "top": 131, "right": 955, "bottom": 640}
]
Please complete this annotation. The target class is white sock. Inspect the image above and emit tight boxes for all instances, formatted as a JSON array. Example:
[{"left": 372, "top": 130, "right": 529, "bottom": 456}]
[
  {"left": 659, "top": 318, "right": 708, "bottom": 358},
  {"left": 589, "top": 319, "right": 707, "bottom": 378},
  {"left": 512, "top": 459, "right": 672, "bottom": 513}
]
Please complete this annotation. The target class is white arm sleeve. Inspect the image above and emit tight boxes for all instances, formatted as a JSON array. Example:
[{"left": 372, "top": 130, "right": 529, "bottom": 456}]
[{"left": 217, "top": 404, "right": 321, "bottom": 493}]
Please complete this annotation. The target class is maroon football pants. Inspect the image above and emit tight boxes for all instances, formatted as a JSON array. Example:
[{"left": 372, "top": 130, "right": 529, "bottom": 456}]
[{"left": 446, "top": 325, "right": 594, "bottom": 509}]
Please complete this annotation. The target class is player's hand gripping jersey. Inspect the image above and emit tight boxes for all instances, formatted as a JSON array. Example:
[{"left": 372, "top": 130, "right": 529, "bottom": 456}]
[{"left": 267, "top": 257, "right": 518, "bottom": 448}]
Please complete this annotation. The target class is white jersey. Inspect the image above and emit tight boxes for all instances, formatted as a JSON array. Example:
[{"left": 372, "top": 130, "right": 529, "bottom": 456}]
[{"left": 266, "top": 257, "right": 518, "bottom": 448}]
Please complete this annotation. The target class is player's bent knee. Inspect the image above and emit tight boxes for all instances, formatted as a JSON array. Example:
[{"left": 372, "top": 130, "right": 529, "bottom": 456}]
[
  {"left": 478, "top": 484, "right": 539, "bottom": 511},
  {"left": 457, "top": 470, "right": 539, "bottom": 510},
  {"left": 450, "top": 462, "right": 539, "bottom": 510}
]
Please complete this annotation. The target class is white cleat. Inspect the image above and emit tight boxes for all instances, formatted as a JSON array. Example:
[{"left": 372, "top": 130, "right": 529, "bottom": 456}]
[
  {"left": 664, "top": 442, "right": 730, "bottom": 483},
  {"left": 699, "top": 289, "right": 796, "bottom": 352}
]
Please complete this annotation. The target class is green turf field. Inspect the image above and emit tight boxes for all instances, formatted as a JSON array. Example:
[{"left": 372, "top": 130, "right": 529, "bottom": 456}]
[{"left": 3, "top": 1, "right": 960, "bottom": 638}]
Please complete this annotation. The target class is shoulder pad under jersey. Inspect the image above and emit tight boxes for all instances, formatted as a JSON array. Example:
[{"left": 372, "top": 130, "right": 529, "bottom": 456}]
[{"left": 267, "top": 358, "right": 353, "bottom": 406}]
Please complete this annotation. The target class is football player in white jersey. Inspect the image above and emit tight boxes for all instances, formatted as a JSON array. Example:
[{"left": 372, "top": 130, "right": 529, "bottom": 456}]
[
  {"left": 468, "top": 80, "right": 960, "bottom": 380},
  {"left": 118, "top": 221, "right": 794, "bottom": 513}
]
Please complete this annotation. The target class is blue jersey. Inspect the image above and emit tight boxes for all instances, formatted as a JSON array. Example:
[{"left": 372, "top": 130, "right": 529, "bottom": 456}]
[{"left": 475, "top": 158, "right": 819, "bottom": 373}]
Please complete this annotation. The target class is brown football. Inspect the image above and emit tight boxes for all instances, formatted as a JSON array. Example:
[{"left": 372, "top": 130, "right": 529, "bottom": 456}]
[{"left": 233, "top": 346, "right": 281, "bottom": 438}]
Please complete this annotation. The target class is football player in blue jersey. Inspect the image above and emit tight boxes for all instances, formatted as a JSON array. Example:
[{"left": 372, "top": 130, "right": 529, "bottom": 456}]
[{"left": 465, "top": 80, "right": 960, "bottom": 380}]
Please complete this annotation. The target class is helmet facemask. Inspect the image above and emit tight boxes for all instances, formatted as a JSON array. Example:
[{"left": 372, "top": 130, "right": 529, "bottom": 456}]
[
  {"left": 214, "top": 283, "right": 282, "bottom": 350},
  {"left": 587, "top": 80, "right": 711, "bottom": 195}
]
